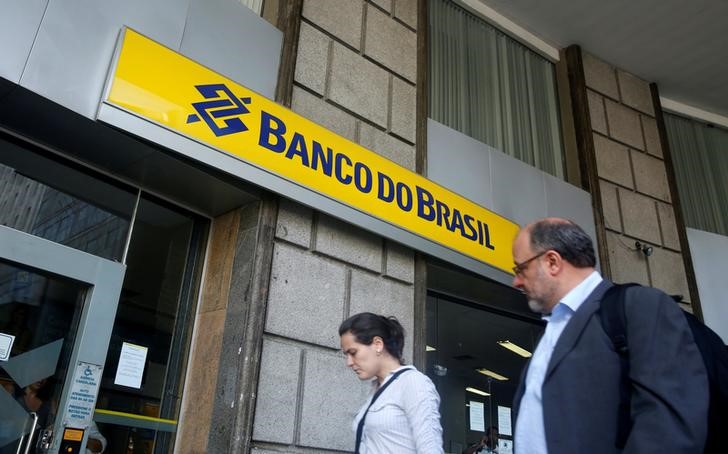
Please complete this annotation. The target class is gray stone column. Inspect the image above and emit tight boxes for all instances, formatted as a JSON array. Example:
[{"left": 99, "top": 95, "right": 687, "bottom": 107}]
[
  {"left": 252, "top": 1, "right": 420, "bottom": 452},
  {"left": 580, "top": 51, "right": 692, "bottom": 309}
]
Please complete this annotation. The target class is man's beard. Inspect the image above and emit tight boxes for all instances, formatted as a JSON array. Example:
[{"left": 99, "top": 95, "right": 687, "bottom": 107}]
[
  {"left": 525, "top": 268, "right": 555, "bottom": 314},
  {"left": 528, "top": 298, "right": 548, "bottom": 314}
]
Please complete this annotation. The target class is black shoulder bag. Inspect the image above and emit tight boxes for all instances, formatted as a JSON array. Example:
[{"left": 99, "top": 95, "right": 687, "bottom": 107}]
[
  {"left": 599, "top": 283, "right": 636, "bottom": 449},
  {"left": 601, "top": 283, "right": 728, "bottom": 453},
  {"left": 355, "top": 368, "right": 411, "bottom": 454}
]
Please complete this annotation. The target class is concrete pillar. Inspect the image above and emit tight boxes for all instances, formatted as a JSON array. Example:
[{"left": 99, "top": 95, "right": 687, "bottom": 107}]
[{"left": 576, "top": 49, "right": 693, "bottom": 309}]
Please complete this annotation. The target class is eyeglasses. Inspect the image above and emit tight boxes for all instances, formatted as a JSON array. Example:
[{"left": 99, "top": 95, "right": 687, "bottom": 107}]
[{"left": 512, "top": 251, "right": 547, "bottom": 276}]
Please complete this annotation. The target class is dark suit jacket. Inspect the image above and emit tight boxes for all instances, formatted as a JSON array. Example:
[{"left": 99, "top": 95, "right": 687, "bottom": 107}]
[{"left": 512, "top": 280, "right": 709, "bottom": 453}]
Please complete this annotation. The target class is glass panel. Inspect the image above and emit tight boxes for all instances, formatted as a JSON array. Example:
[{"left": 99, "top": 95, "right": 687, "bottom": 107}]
[
  {"left": 0, "top": 260, "right": 86, "bottom": 454},
  {"left": 96, "top": 194, "right": 202, "bottom": 454},
  {"left": 426, "top": 295, "right": 544, "bottom": 453},
  {"left": 664, "top": 113, "right": 728, "bottom": 236},
  {"left": 0, "top": 135, "right": 137, "bottom": 261},
  {"left": 428, "top": 0, "right": 565, "bottom": 178}
]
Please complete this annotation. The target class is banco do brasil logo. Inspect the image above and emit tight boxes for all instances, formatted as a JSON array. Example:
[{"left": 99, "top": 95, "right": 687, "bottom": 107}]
[{"left": 186, "top": 84, "right": 251, "bottom": 137}]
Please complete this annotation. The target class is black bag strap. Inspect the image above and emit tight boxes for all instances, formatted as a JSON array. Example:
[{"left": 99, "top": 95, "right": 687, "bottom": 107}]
[
  {"left": 355, "top": 367, "right": 411, "bottom": 454},
  {"left": 600, "top": 283, "right": 639, "bottom": 449}
]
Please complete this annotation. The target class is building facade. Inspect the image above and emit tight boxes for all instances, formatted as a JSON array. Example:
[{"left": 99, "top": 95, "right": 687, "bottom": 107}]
[{"left": 0, "top": 0, "right": 724, "bottom": 453}]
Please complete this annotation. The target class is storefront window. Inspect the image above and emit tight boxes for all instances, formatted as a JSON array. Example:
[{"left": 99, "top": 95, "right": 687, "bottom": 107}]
[
  {"left": 426, "top": 294, "right": 544, "bottom": 453},
  {"left": 95, "top": 194, "right": 207, "bottom": 453},
  {"left": 663, "top": 112, "right": 728, "bottom": 236},
  {"left": 429, "top": 0, "right": 565, "bottom": 178},
  {"left": 0, "top": 135, "right": 137, "bottom": 262}
]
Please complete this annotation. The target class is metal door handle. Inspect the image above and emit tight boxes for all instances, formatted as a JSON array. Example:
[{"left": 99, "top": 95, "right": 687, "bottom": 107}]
[
  {"left": 14, "top": 434, "right": 25, "bottom": 454},
  {"left": 22, "top": 412, "right": 39, "bottom": 454},
  {"left": 13, "top": 411, "right": 39, "bottom": 454}
]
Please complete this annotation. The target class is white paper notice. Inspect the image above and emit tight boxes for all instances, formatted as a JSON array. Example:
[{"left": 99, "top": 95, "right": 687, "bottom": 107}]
[
  {"left": 498, "top": 405, "right": 512, "bottom": 436},
  {"left": 0, "top": 333, "right": 14, "bottom": 361},
  {"left": 469, "top": 401, "right": 485, "bottom": 432},
  {"left": 114, "top": 342, "right": 148, "bottom": 388}
]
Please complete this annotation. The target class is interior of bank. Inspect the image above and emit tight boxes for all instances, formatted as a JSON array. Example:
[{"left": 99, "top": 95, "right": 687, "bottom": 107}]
[{"left": 426, "top": 261, "right": 544, "bottom": 454}]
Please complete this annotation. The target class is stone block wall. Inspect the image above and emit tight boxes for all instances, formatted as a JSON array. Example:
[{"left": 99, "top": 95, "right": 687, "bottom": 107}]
[
  {"left": 252, "top": 1, "right": 419, "bottom": 451},
  {"left": 582, "top": 52, "right": 691, "bottom": 307}
]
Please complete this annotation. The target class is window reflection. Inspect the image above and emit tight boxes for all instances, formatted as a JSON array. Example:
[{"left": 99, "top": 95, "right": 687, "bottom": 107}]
[{"left": 0, "top": 136, "right": 136, "bottom": 261}]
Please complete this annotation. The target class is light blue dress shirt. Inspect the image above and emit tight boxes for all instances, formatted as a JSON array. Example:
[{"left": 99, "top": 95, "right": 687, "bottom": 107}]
[{"left": 514, "top": 271, "right": 602, "bottom": 454}]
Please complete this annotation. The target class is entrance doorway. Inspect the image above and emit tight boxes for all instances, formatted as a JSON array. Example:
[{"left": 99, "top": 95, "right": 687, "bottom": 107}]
[
  {"left": 0, "top": 226, "right": 125, "bottom": 453},
  {"left": 426, "top": 261, "right": 545, "bottom": 453},
  {"left": 0, "top": 133, "right": 209, "bottom": 453},
  {"left": 426, "top": 293, "right": 544, "bottom": 453}
]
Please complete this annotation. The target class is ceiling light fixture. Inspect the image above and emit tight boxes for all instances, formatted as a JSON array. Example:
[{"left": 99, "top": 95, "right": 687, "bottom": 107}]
[
  {"left": 476, "top": 368, "right": 509, "bottom": 381},
  {"left": 466, "top": 386, "right": 490, "bottom": 397},
  {"left": 426, "top": 345, "right": 437, "bottom": 352},
  {"left": 497, "top": 340, "right": 532, "bottom": 358}
]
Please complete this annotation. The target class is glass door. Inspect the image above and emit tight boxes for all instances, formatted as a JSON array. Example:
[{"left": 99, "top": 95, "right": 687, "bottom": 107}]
[{"left": 0, "top": 225, "right": 125, "bottom": 454}]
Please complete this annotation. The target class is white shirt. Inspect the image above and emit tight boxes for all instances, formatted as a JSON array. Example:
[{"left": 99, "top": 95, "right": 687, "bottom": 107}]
[
  {"left": 514, "top": 271, "right": 602, "bottom": 454},
  {"left": 353, "top": 365, "right": 444, "bottom": 454}
]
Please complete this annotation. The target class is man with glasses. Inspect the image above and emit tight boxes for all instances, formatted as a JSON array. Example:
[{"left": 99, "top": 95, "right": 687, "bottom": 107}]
[{"left": 510, "top": 218, "right": 708, "bottom": 454}]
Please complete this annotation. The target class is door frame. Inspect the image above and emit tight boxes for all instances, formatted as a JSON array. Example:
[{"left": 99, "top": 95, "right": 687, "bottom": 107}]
[{"left": 0, "top": 225, "right": 126, "bottom": 453}]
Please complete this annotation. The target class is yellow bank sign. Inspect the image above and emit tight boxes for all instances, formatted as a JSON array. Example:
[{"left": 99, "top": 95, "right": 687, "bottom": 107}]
[{"left": 106, "top": 29, "right": 518, "bottom": 274}]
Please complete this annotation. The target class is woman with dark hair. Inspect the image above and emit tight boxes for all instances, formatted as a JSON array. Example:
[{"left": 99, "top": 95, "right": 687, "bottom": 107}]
[{"left": 339, "top": 312, "right": 443, "bottom": 454}]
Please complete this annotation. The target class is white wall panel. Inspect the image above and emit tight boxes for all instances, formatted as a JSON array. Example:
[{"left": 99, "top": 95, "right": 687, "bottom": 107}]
[{"left": 687, "top": 228, "right": 728, "bottom": 343}]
